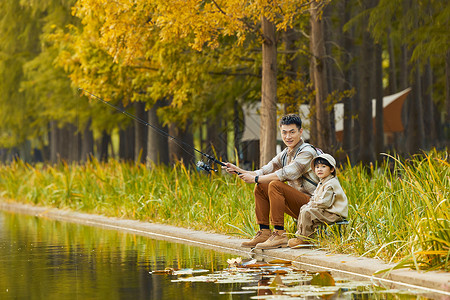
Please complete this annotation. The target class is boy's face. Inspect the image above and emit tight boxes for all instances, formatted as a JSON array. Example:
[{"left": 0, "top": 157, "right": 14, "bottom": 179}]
[
  {"left": 280, "top": 124, "right": 302, "bottom": 150},
  {"left": 315, "top": 163, "right": 334, "bottom": 179}
]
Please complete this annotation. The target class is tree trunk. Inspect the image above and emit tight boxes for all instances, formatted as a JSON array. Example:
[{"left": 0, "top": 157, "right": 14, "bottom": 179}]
[
  {"left": 134, "top": 101, "right": 148, "bottom": 163},
  {"left": 206, "top": 118, "right": 228, "bottom": 161},
  {"left": 358, "top": 28, "right": 375, "bottom": 165},
  {"left": 49, "top": 121, "right": 58, "bottom": 163},
  {"left": 309, "top": 56, "right": 318, "bottom": 146},
  {"left": 374, "top": 43, "right": 384, "bottom": 160},
  {"left": 282, "top": 27, "right": 300, "bottom": 114},
  {"left": 233, "top": 99, "right": 244, "bottom": 162},
  {"left": 260, "top": 16, "right": 277, "bottom": 165},
  {"left": 387, "top": 27, "right": 398, "bottom": 94},
  {"left": 406, "top": 61, "right": 425, "bottom": 153},
  {"left": 119, "top": 125, "right": 135, "bottom": 161},
  {"left": 81, "top": 119, "right": 94, "bottom": 162},
  {"left": 422, "top": 61, "right": 434, "bottom": 149},
  {"left": 99, "top": 130, "right": 110, "bottom": 162},
  {"left": 397, "top": 43, "right": 410, "bottom": 154},
  {"left": 310, "top": 1, "right": 332, "bottom": 153},
  {"left": 147, "top": 100, "right": 169, "bottom": 165},
  {"left": 50, "top": 123, "right": 78, "bottom": 163},
  {"left": 399, "top": 45, "right": 408, "bottom": 90},
  {"left": 69, "top": 123, "right": 81, "bottom": 162},
  {"left": 168, "top": 121, "right": 194, "bottom": 166},
  {"left": 351, "top": 56, "right": 360, "bottom": 162},
  {"left": 324, "top": 5, "right": 337, "bottom": 149},
  {"left": 341, "top": 0, "right": 353, "bottom": 161}
]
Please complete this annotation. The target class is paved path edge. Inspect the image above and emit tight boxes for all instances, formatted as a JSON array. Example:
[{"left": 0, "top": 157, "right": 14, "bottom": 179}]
[{"left": 1, "top": 201, "right": 449, "bottom": 299}]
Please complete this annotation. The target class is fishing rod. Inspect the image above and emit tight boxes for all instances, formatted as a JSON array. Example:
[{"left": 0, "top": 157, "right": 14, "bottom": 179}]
[{"left": 78, "top": 88, "right": 237, "bottom": 174}]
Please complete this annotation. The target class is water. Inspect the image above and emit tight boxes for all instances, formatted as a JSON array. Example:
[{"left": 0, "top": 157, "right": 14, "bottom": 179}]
[
  {"left": 0, "top": 210, "right": 242, "bottom": 299},
  {"left": 0, "top": 210, "right": 433, "bottom": 299}
]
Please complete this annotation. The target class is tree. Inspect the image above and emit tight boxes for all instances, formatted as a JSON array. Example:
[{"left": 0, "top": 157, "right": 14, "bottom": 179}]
[
  {"left": 309, "top": 1, "right": 332, "bottom": 153},
  {"left": 260, "top": 16, "right": 277, "bottom": 164},
  {"left": 0, "top": 0, "right": 85, "bottom": 162},
  {"left": 74, "top": 0, "right": 316, "bottom": 165},
  {"left": 0, "top": 0, "right": 42, "bottom": 150},
  {"left": 50, "top": 5, "right": 145, "bottom": 162},
  {"left": 369, "top": 0, "right": 449, "bottom": 153}
]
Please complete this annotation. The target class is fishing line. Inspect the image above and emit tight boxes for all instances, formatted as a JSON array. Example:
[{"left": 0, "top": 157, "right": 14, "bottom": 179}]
[{"left": 78, "top": 88, "right": 234, "bottom": 173}]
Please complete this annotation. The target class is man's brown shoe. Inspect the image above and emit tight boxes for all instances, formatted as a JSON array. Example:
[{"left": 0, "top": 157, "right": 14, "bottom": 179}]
[
  {"left": 254, "top": 230, "right": 288, "bottom": 249},
  {"left": 288, "top": 237, "right": 310, "bottom": 249},
  {"left": 241, "top": 229, "right": 271, "bottom": 248}
]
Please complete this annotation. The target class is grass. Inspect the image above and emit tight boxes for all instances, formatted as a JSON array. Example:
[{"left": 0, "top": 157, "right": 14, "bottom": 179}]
[{"left": 0, "top": 150, "right": 448, "bottom": 271}]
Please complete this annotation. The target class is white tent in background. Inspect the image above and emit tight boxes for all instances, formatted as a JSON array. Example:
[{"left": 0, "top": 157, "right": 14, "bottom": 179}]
[{"left": 241, "top": 88, "right": 411, "bottom": 145}]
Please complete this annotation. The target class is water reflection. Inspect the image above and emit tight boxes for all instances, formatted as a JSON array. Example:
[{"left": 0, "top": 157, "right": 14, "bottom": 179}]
[
  {"left": 0, "top": 211, "right": 243, "bottom": 299},
  {"left": 0, "top": 210, "right": 434, "bottom": 300}
]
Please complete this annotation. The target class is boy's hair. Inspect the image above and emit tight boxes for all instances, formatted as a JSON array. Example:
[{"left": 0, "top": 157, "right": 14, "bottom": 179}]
[
  {"left": 314, "top": 157, "right": 336, "bottom": 176},
  {"left": 279, "top": 114, "right": 302, "bottom": 130}
]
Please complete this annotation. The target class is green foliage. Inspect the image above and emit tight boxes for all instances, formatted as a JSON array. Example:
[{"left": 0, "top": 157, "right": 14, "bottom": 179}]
[
  {"left": 0, "top": 0, "right": 41, "bottom": 147},
  {"left": 368, "top": 0, "right": 449, "bottom": 67},
  {"left": 0, "top": 0, "right": 85, "bottom": 150}
]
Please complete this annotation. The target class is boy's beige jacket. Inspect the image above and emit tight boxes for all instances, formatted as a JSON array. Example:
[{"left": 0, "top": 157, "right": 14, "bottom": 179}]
[{"left": 307, "top": 174, "right": 348, "bottom": 218}]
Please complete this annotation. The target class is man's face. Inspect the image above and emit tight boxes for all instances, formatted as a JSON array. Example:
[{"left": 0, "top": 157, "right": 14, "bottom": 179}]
[{"left": 280, "top": 124, "right": 303, "bottom": 150}]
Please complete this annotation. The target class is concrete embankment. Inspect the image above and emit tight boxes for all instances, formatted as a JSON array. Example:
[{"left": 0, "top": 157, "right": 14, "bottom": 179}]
[{"left": 1, "top": 201, "right": 449, "bottom": 299}]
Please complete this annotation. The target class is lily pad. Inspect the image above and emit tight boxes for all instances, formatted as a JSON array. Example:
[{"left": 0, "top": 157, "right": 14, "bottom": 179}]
[
  {"left": 150, "top": 268, "right": 173, "bottom": 275},
  {"left": 172, "top": 268, "right": 210, "bottom": 276},
  {"left": 310, "top": 271, "right": 335, "bottom": 286},
  {"left": 268, "top": 259, "right": 292, "bottom": 265}
]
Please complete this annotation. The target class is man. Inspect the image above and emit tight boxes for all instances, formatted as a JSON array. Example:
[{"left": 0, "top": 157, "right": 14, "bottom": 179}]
[{"left": 225, "top": 114, "right": 319, "bottom": 249}]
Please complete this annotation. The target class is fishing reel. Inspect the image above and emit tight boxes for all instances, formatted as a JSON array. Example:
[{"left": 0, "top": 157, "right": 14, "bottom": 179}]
[{"left": 196, "top": 161, "right": 216, "bottom": 173}]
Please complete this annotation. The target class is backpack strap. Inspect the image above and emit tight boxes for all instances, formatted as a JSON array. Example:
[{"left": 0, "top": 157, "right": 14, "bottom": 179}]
[
  {"left": 281, "top": 142, "right": 319, "bottom": 187},
  {"left": 281, "top": 142, "right": 311, "bottom": 167},
  {"left": 302, "top": 175, "right": 318, "bottom": 187}
]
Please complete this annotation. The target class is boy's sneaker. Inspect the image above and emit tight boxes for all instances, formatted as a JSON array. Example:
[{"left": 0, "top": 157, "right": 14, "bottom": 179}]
[
  {"left": 240, "top": 229, "right": 271, "bottom": 248},
  {"left": 254, "top": 230, "right": 288, "bottom": 249},
  {"left": 288, "top": 237, "right": 310, "bottom": 249}
]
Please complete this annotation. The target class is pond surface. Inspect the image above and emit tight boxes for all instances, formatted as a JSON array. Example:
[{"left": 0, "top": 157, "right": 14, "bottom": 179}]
[
  {"left": 0, "top": 210, "right": 432, "bottom": 299},
  {"left": 0, "top": 210, "right": 243, "bottom": 299}
]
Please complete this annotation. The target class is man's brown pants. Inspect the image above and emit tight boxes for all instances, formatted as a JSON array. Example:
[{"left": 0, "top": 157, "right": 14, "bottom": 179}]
[{"left": 254, "top": 181, "right": 311, "bottom": 227}]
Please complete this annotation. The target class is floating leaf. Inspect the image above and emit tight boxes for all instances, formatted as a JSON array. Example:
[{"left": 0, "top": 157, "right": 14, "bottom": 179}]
[
  {"left": 243, "top": 263, "right": 271, "bottom": 268},
  {"left": 150, "top": 268, "right": 173, "bottom": 275},
  {"left": 310, "top": 271, "right": 335, "bottom": 286},
  {"left": 260, "top": 266, "right": 291, "bottom": 273},
  {"left": 172, "top": 268, "right": 210, "bottom": 276},
  {"left": 273, "top": 269, "right": 289, "bottom": 275},
  {"left": 218, "top": 291, "right": 255, "bottom": 295},
  {"left": 269, "top": 274, "right": 284, "bottom": 287},
  {"left": 268, "top": 259, "right": 292, "bottom": 265}
]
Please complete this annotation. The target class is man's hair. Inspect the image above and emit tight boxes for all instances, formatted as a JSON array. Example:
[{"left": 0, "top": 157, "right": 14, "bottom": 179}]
[
  {"left": 313, "top": 158, "right": 336, "bottom": 175},
  {"left": 279, "top": 114, "right": 302, "bottom": 129}
]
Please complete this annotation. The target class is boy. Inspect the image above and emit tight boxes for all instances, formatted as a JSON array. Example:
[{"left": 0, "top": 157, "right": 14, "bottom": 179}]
[{"left": 288, "top": 153, "right": 348, "bottom": 248}]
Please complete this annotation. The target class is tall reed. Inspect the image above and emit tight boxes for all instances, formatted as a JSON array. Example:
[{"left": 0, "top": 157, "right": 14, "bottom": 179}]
[
  {"left": 331, "top": 150, "right": 449, "bottom": 271},
  {"left": 0, "top": 158, "right": 256, "bottom": 235},
  {"left": 0, "top": 150, "right": 448, "bottom": 271}
]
